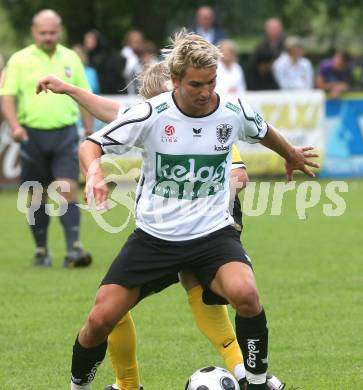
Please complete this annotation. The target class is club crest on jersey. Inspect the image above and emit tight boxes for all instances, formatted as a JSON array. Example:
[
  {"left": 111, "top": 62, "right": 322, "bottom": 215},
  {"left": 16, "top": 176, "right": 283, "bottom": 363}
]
[
  {"left": 216, "top": 123, "right": 232, "bottom": 144},
  {"left": 161, "top": 124, "right": 178, "bottom": 143},
  {"left": 64, "top": 66, "right": 72, "bottom": 78}
]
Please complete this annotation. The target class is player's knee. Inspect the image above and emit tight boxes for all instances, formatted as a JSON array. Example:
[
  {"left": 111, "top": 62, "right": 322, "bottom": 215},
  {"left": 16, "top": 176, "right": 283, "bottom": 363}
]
[
  {"left": 227, "top": 282, "right": 260, "bottom": 316},
  {"left": 87, "top": 307, "right": 118, "bottom": 337}
]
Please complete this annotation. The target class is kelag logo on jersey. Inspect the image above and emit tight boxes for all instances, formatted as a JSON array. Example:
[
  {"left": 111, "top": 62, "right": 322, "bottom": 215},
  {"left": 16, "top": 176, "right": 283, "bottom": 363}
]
[{"left": 153, "top": 152, "right": 228, "bottom": 199}]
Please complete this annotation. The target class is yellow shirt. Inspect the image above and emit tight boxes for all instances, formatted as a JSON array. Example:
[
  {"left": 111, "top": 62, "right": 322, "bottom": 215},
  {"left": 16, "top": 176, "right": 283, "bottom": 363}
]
[
  {"left": 0, "top": 44, "right": 89, "bottom": 129},
  {"left": 232, "top": 144, "right": 243, "bottom": 165}
]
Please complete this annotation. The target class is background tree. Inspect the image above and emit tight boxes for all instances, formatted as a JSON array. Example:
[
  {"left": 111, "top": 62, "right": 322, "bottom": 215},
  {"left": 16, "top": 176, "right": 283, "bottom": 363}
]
[{"left": 1, "top": 0, "right": 363, "bottom": 58}]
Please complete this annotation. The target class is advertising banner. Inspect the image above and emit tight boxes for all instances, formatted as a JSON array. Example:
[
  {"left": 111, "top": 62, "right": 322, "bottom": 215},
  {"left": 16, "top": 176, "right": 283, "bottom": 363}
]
[
  {"left": 235, "top": 90, "right": 325, "bottom": 175},
  {"left": 0, "top": 121, "right": 20, "bottom": 186},
  {"left": 320, "top": 93, "right": 363, "bottom": 177}
]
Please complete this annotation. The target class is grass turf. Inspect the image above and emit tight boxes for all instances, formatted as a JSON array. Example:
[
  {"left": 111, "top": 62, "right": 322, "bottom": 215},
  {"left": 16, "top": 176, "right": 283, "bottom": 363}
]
[{"left": 0, "top": 178, "right": 362, "bottom": 389}]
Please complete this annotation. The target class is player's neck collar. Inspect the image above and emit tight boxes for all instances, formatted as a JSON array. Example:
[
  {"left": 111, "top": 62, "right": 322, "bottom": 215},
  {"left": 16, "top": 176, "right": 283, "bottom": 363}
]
[{"left": 171, "top": 91, "right": 220, "bottom": 118}]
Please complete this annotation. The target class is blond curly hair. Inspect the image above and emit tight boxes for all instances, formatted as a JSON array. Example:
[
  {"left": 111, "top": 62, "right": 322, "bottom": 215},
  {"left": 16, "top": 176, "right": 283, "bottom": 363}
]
[
  {"left": 163, "top": 29, "right": 222, "bottom": 79},
  {"left": 138, "top": 61, "right": 171, "bottom": 99}
]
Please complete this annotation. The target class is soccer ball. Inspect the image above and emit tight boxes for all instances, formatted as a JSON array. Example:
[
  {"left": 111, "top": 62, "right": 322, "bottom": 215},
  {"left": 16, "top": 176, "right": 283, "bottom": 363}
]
[{"left": 185, "top": 366, "right": 240, "bottom": 390}]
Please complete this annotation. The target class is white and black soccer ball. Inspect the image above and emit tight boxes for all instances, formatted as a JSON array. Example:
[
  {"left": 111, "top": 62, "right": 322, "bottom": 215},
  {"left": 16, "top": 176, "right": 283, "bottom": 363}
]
[{"left": 185, "top": 366, "right": 240, "bottom": 390}]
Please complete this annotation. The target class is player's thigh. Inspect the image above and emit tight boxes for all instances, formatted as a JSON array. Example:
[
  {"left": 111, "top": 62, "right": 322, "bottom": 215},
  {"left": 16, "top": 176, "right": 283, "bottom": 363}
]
[
  {"left": 210, "top": 261, "right": 257, "bottom": 303},
  {"left": 190, "top": 225, "right": 251, "bottom": 291}
]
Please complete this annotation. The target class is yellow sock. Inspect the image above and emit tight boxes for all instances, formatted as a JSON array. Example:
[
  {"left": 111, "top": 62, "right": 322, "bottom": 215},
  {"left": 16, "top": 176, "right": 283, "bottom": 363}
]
[
  {"left": 107, "top": 312, "right": 140, "bottom": 390},
  {"left": 187, "top": 285, "right": 244, "bottom": 378}
]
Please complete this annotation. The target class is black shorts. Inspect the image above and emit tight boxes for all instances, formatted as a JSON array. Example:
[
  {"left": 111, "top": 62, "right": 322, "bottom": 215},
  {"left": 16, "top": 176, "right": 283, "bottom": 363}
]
[
  {"left": 101, "top": 225, "right": 252, "bottom": 303},
  {"left": 20, "top": 124, "right": 79, "bottom": 185}
]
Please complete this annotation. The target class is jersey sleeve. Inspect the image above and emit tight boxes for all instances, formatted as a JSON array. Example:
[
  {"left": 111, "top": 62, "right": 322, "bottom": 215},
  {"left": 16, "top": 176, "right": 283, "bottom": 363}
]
[
  {"left": 231, "top": 144, "right": 246, "bottom": 169},
  {"left": 87, "top": 101, "right": 152, "bottom": 154},
  {"left": 117, "top": 105, "right": 129, "bottom": 118},
  {"left": 237, "top": 98, "right": 268, "bottom": 143},
  {"left": 0, "top": 55, "right": 20, "bottom": 96}
]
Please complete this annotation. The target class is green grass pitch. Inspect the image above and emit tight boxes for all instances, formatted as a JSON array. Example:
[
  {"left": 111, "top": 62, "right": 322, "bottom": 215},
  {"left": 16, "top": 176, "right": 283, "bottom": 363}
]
[{"left": 0, "top": 179, "right": 362, "bottom": 389}]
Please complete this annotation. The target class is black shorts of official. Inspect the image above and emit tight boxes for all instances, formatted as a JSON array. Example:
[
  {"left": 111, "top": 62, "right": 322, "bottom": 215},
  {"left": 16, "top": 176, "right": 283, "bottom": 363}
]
[
  {"left": 19, "top": 124, "right": 79, "bottom": 186},
  {"left": 101, "top": 225, "right": 252, "bottom": 304}
]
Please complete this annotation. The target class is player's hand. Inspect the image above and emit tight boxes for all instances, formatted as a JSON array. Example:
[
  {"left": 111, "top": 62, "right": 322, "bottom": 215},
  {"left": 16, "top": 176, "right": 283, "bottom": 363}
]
[
  {"left": 284, "top": 146, "right": 320, "bottom": 182},
  {"left": 36, "top": 75, "right": 69, "bottom": 95},
  {"left": 11, "top": 125, "right": 28, "bottom": 143},
  {"left": 84, "top": 169, "right": 109, "bottom": 210}
]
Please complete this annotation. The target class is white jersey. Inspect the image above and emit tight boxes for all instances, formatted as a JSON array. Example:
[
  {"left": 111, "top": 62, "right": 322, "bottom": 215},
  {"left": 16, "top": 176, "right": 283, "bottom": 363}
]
[{"left": 89, "top": 91, "right": 268, "bottom": 241}]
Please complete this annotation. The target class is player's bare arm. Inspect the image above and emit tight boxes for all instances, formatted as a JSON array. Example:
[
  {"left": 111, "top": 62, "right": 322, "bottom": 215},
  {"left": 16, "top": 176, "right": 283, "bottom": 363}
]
[
  {"left": 79, "top": 106, "right": 93, "bottom": 136},
  {"left": 36, "top": 75, "right": 121, "bottom": 123},
  {"left": 261, "top": 124, "right": 320, "bottom": 181},
  {"left": 79, "top": 139, "right": 108, "bottom": 208}
]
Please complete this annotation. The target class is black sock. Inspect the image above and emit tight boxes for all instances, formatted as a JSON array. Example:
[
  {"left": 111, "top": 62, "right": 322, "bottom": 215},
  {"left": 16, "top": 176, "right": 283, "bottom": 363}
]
[
  {"left": 29, "top": 205, "right": 49, "bottom": 250},
  {"left": 71, "top": 336, "right": 107, "bottom": 385},
  {"left": 235, "top": 308, "right": 268, "bottom": 377},
  {"left": 59, "top": 203, "right": 80, "bottom": 252}
]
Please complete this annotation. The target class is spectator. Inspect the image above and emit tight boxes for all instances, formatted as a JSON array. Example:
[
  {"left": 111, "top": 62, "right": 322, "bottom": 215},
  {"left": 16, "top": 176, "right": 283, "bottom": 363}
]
[
  {"left": 0, "top": 9, "right": 93, "bottom": 268},
  {"left": 83, "top": 29, "right": 109, "bottom": 92},
  {"left": 121, "top": 30, "right": 145, "bottom": 94},
  {"left": 316, "top": 51, "right": 353, "bottom": 98},
  {"left": 216, "top": 39, "right": 246, "bottom": 96},
  {"left": 257, "top": 17, "right": 284, "bottom": 60},
  {"left": 102, "top": 50, "right": 127, "bottom": 95},
  {"left": 72, "top": 44, "right": 100, "bottom": 94},
  {"left": 246, "top": 47, "right": 279, "bottom": 91},
  {"left": 192, "top": 5, "right": 226, "bottom": 45},
  {"left": 272, "top": 36, "right": 314, "bottom": 90}
]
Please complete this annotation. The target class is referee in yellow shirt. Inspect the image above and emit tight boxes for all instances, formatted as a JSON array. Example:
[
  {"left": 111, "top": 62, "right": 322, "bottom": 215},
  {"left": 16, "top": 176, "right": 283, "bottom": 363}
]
[{"left": 0, "top": 9, "right": 93, "bottom": 268}]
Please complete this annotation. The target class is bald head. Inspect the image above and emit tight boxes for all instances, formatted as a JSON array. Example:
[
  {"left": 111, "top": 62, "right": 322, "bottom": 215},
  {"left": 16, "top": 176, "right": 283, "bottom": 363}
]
[
  {"left": 264, "top": 17, "right": 283, "bottom": 44},
  {"left": 33, "top": 9, "right": 62, "bottom": 26},
  {"left": 32, "top": 9, "right": 62, "bottom": 55}
]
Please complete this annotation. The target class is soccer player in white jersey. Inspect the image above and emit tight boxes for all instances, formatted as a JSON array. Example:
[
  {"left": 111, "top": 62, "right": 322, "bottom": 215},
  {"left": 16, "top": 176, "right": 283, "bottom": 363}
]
[
  {"left": 37, "top": 65, "right": 262, "bottom": 390},
  {"left": 43, "top": 32, "right": 319, "bottom": 390},
  {"left": 39, "top": 64, "right": 289, "bottom": 390}
]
